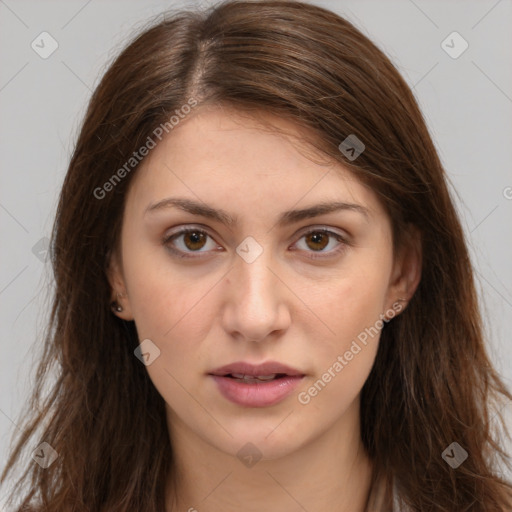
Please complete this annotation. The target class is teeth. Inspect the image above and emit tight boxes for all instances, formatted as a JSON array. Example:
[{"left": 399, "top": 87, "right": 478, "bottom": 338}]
[
  {"left": 229, "top": 373, "right": 278, "bottom": 381},
  {"left": 254, "top": 374, "right": 277, "bottom": 381}
]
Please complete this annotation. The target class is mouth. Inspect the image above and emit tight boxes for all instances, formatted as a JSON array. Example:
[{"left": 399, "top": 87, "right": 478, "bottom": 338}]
[
  {"left": 209, "top": 361, "right": 304, "bottom": 379},
  {"left": 208, "top": 361, "right": 305, "bottom": 407},
  {"left": 214, "top": 373, "right": 291, "bottom": 383}
]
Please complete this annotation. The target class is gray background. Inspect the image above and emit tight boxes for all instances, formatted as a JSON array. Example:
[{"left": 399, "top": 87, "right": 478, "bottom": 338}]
[{"left": 1, "top": 0, "right": 511, "bottom": 501}]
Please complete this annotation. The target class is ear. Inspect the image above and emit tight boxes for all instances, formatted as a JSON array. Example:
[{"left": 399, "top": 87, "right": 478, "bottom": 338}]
[
  {"left": 386, "top": 225, "right": 422, "bottom": 315},
  {"left": 106, "top": 248, "right": 134, "bottom": 321}
]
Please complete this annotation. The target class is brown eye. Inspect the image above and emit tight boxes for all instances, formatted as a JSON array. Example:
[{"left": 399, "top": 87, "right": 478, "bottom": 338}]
[
  {"left": 304, "top": 231, "right": 330, "bottom": 251},
  {"left": 182, "top": 231, "right": 207, "bottom": 251},
  {"left": 163, "top": 227, "right": 219, "bottom": 258},
  {"left": 293, "top": 228, "right": 347, "bottom": 259},
  {"left": 163, "top": 226, "right": 347, "bottom": 261}
]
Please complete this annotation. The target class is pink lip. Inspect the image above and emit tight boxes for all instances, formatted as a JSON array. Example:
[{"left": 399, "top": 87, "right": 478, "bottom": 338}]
[
  {"left": 209, "top": 361, "right": 304, "bottom": 377},
  {"left": 210, "top": 375, "right": 304, "bottom": 407},
  {"left": 208, "top": 361, "right": 305, "bottom": 407}
]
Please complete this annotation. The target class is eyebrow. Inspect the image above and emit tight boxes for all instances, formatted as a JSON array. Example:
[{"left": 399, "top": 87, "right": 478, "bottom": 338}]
[{"left": 144, "top": 197, "right": 369, "bottom": 227}]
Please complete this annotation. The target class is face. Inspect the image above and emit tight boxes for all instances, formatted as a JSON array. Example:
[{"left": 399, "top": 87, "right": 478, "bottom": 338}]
[{"left": 109, "top": 105, "right": 420, "bottom": 461}]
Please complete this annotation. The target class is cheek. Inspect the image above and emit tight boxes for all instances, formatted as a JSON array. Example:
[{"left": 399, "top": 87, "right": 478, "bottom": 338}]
[
  {"left": 129, "top": 271, "right": 216, "bottom": 341},
  {"left": 302, "top": 267, "right": 390, "bottom": 399},
  {"left": 124, "top": 262, "right": 218, "bottom": 404},
  {"left": 122, "top": 246, "right": 222, "bottom": 368},
  {"left": 310, "top": 266, "right": 391, "bottom": 345}
]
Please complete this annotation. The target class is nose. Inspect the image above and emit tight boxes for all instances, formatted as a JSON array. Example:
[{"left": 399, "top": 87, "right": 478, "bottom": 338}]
[{"left": 221, "top": 249, "right": 291, "bottom": 343}]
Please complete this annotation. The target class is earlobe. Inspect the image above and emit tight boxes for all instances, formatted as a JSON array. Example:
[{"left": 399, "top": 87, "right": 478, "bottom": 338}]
[{"left": 106, "top": 249, "right": 134, "bottom": 321}]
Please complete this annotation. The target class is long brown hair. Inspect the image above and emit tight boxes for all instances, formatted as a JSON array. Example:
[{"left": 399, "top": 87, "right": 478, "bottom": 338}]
[{"left": 2, "top": 1, "right": 511, "bottom": 510}]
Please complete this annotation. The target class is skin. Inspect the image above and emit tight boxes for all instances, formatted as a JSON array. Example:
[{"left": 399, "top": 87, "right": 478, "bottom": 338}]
[{"left": 108, "top": 104, "right": 421, "bottom": 512}]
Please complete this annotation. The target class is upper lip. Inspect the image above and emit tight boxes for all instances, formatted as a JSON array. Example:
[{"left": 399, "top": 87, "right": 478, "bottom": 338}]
[{"left": 209, "top": 361, "right": 304, "bottom": 377}]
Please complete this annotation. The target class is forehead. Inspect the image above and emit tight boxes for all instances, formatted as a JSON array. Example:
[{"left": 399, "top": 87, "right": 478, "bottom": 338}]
[{"left": 126, "top": 105, "right": 385, "bottom": 220}]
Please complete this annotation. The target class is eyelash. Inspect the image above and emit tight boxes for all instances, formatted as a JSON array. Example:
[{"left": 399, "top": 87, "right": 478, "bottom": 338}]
[{"left": 162, "top": 226, "right": 349, "bottom": 260}]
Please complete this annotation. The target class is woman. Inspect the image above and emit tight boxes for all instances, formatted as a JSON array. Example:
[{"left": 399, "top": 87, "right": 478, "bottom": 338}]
[{"left": 2, "top": 1, "right": 511, "bottom": 510}]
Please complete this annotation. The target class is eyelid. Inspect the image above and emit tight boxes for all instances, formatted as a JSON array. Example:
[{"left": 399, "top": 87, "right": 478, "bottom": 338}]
[
  {"left": 162, "top": 225, "right": 220, "bottom": 258},
  {"left": 289, "top": 226, "right": 349, "bottom": 260},
  {"left": 294, "top": 224, "right": 349, "bottom": 241},
  {"left": 162, "top": 224, "right": 350, "bottom": 259}
]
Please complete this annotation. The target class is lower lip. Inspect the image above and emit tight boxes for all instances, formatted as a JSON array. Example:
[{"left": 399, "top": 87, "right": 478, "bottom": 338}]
[{"left": 210, "top": 375, "right": 304, "bottom": 407}]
